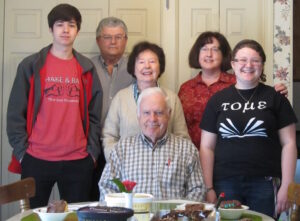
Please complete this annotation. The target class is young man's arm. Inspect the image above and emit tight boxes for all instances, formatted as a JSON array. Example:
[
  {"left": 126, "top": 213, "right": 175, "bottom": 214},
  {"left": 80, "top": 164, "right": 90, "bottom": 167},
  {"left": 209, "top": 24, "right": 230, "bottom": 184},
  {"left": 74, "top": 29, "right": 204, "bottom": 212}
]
[{"left": 86, "top": 64, "right": 103, "bottom": 161}]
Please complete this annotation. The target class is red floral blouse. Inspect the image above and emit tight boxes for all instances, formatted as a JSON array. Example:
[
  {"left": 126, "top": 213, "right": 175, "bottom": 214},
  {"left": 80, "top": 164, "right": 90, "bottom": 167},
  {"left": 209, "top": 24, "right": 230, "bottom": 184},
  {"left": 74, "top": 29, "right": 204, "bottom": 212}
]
[{"left": 178, "top": 72, "right": 236, "bottom": 149}]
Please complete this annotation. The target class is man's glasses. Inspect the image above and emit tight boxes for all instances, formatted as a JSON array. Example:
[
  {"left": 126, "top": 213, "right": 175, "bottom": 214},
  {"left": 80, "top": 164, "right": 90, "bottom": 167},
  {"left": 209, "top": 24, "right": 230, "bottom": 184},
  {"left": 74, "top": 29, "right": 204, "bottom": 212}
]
[
  {"left": 233, "top": 58, "right": 262, "bottom": 66},
  {"left": 100, "top": 35, "right": 127, "bottom": 42}
]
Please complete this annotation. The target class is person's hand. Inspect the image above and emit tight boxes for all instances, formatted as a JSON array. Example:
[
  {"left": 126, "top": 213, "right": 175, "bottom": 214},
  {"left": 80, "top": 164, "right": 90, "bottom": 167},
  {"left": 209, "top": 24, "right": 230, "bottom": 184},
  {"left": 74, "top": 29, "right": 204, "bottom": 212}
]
[
  {"left": 206, "top": 189, "right": 217, "bottom": 203},
  {"left": 276, "top": 186, "right": 290, "bottom": 215},
  {"left": 91, "top": 155, "right": 96, "bottom": 163},
  {"left": 90, "top": 155, "right": 97, "bottom": 168},
  {"left": 274, "top": 83, "right": 288, "bottom": 97}
]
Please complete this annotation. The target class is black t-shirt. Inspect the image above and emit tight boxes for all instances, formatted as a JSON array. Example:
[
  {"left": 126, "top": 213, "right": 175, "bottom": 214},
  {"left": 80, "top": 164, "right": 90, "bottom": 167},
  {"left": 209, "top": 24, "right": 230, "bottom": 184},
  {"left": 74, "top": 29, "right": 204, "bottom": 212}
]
[{"left": 200, "top": 83, "right": 298, "bottom": 181}]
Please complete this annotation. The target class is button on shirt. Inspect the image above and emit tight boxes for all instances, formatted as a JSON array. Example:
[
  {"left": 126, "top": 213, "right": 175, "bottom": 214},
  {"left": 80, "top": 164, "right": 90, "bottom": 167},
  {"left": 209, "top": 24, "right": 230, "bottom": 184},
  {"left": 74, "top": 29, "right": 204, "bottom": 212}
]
[
  {"left": 99, "top": 133, "right": 206, "bottom": 202},
  {"left": 91, "top": 55, "right": 134, "bottom": 127}
]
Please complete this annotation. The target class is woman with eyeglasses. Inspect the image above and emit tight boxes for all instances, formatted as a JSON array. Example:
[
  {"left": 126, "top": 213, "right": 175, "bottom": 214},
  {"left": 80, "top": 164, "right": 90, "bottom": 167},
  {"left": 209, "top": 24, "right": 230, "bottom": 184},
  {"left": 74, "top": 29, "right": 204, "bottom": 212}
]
[
  {"left": 199, "top": 39, "right": 297, "bottom": 218},
  {"left": 178, "top": 32, "right": 287, "bottom": 150},
  {"left": 102, "top": 41, "right": 189, "bottom": 160}
]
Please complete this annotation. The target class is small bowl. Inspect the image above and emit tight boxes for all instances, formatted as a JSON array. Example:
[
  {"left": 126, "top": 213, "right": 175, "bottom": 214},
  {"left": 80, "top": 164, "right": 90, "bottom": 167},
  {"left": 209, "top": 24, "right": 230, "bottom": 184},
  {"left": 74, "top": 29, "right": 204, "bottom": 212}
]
[
  {"left": 33, "top": 207, "right": 72, "bottom": 221},
  {"left": 219, "top": 205, "right": 249, "bottom": 220},
  {"left": 105, "top": 193, "right": 153, "bottom": 213}
]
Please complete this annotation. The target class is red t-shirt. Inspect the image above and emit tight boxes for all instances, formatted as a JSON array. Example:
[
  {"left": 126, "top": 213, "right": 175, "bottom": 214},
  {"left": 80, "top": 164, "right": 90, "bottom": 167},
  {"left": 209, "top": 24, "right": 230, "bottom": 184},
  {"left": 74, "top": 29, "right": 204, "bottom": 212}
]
[
  {"left": 27, "top": 52, "right": 88, "bottom": 161},
  {"left": 178, "top": 72, "right": 236, "bottom": 149}
]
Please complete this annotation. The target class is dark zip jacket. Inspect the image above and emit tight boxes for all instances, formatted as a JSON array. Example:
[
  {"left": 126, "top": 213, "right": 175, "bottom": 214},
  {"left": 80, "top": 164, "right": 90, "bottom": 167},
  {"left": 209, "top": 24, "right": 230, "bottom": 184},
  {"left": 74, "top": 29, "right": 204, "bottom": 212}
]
[{"left": 7, "top": 44, "right": 103, "bottom": 173}]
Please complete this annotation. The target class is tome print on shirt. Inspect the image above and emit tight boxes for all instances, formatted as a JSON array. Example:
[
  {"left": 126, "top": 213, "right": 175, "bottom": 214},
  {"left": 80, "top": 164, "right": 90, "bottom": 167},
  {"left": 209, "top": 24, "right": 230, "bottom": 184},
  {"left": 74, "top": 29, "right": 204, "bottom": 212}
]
[
  {"left": 219, "top": 117, "right": 267, "bottom": 138},
  {"left": 218, "top": 98, "right": 268, "bottom": 139}
]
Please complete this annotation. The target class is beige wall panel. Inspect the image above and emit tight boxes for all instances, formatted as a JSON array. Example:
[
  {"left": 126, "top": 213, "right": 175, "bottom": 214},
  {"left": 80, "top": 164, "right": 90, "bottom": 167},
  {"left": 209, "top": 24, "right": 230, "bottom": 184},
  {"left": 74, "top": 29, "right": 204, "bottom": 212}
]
[
  {"left": 220, "top": 0, "right": 263, "bottom": 49},
  {"left": 191, "top": 9, "right": 214, "bottom": 37},
  {"left": 11, "top": 9, "right": 42, "bottom": 38},
  {"left": 65, "top": 0, "right": 109, "bottom": 54},
  {"left": 109, "top": 0, "right": 161, "bottom": 54},
  {"left": 178, "top": 0, "right": 219, "bottom": 86},
  {"left": 74, "top": 8, "right": 107, "bottom": 54},
  {"left": 226, "top": 10, "right": 244, "bottom": 35}
]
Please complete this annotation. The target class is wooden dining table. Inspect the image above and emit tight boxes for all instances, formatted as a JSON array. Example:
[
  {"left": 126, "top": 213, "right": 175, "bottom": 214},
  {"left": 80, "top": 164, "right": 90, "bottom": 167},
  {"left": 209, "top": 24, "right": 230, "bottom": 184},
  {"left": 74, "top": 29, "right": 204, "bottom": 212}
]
[{"left": 7, "top": 200, "right": 275, "bottom": 221}]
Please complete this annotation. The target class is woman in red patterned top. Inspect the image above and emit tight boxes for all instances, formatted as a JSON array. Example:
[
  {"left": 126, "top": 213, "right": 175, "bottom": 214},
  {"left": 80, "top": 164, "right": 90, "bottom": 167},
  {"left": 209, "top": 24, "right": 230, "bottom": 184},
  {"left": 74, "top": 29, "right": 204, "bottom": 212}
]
[
  {"left": 178, "top": 32, "right": 286, "bottom": 149},
  {"left": 178, "top": 32, "right": 235, "bottom": 149}
]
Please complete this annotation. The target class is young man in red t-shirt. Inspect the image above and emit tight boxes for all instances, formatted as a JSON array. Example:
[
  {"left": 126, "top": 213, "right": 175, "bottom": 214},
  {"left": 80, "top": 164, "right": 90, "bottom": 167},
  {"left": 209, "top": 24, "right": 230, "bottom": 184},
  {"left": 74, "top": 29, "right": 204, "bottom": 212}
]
[{"left": 7, "top": 3, "right": 102, "bottom": 208}]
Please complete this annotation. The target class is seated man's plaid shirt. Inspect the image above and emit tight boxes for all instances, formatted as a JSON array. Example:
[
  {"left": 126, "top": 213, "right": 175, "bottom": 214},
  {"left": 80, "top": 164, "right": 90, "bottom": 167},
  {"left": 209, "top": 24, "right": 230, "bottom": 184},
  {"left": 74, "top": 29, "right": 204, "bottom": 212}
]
[{"left": 99, "top": 132, "right": 206, "bottom": 201}]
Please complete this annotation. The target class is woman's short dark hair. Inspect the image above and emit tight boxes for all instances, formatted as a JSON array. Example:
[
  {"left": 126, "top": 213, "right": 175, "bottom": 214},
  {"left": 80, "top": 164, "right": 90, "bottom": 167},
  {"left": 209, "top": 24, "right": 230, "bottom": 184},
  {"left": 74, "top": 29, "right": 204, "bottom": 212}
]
[
  {"left": 127, "top": 41, "right": 165, "bottom": 78},
  {"left": 48, "top": 4, "right": 82, "bottom": 30},
  {"left": 232, "top": 39, "right": 266, "bottom": 82},
  {"left": 189, "top": 31, "right": 232, "bottom": 72}
]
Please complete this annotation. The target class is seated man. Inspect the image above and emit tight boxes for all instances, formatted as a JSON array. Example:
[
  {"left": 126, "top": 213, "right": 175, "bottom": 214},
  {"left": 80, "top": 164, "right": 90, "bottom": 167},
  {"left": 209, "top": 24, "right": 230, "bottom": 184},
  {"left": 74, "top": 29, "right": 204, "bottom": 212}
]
[{"left": 99, "top": 87, "right": 206, "bottom": 201}]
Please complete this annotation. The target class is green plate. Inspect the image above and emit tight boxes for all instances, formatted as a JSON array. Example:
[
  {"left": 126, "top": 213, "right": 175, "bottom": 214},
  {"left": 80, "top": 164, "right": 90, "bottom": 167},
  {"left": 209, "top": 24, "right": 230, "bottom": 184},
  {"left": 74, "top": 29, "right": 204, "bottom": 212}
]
[{"left": 221, "top": 213, "right": 262, "bottom": 221}]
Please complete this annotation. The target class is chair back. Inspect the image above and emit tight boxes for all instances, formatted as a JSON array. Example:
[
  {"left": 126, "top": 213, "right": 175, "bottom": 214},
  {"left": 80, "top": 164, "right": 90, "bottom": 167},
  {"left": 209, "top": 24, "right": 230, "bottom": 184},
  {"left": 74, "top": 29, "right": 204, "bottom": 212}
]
[
  {"left": 288, "top": 182, "right": 300, "bottom": 205},
  {"left": 288, "top": 182, "right": 300, "bottom": 221},
  {"left": 0, "top": 177, "right": 35, "bottom": 211}
]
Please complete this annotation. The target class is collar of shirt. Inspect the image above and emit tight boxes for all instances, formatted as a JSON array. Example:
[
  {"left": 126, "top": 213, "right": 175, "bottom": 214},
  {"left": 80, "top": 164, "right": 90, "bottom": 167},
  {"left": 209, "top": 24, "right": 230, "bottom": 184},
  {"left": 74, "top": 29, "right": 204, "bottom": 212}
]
[
  {"left": 133, "top": 81, "right": 160, "bottom": 103},
  {"left": 140, "top": 132, "right": 169, "bottom": 150},
  {"left": 195, "top": 71, "right": 233, "bottom": 85},
  {"left": 99, "top": 54, "right": 124, "bottom": 70}
]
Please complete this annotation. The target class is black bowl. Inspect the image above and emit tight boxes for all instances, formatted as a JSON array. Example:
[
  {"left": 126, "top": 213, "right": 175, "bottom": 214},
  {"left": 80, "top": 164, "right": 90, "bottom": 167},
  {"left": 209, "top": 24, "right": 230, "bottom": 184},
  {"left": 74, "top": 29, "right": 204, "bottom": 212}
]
[{"left": 77, "top": 206, "right": 134, "bottom": 221}]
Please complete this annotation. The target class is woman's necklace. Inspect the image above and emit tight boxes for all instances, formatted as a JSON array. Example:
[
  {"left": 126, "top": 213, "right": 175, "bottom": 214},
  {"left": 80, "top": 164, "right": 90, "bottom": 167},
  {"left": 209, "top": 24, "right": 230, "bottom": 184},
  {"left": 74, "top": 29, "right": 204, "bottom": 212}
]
[{"left": 235, "top": 84, "right": 259, "bottom": 103}]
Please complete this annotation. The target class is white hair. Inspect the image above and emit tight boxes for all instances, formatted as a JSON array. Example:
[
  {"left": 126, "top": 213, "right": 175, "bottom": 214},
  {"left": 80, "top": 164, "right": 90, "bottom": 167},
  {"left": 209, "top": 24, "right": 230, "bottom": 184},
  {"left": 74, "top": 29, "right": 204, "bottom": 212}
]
[{"left": 136, "top": 87, "right": 171, "bottom": 117}]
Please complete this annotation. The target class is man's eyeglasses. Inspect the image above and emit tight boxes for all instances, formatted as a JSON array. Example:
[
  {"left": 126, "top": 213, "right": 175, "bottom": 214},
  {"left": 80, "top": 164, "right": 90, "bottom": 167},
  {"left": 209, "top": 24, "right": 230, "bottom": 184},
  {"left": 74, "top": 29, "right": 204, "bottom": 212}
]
[
  {"left": 200, "top": 47, "right": 220, "bottom": 53},
  {"left": 100, "top": 35, "right": 127, "bottom": 42},
  {"left": 233, "top": 58, "right": 262, "bottom": 66}
]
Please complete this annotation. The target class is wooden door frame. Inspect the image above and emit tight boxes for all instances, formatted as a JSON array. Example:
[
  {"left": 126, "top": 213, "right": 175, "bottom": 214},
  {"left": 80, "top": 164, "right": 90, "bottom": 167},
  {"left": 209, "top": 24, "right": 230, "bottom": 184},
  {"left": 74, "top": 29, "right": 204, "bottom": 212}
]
[
  {"left": 0, "top": 0, "right": 4, "bottom": 184},
  {"left": 0, "top": 0, "right": 4, "bottom": 220}
]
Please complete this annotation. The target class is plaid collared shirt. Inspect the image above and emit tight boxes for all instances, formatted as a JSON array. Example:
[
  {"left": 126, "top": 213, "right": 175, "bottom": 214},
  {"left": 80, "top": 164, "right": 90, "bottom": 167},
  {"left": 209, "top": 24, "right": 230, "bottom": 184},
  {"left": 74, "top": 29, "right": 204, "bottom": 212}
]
[{"left": 99, "top": 133, "right": 206, "bottom": 202}]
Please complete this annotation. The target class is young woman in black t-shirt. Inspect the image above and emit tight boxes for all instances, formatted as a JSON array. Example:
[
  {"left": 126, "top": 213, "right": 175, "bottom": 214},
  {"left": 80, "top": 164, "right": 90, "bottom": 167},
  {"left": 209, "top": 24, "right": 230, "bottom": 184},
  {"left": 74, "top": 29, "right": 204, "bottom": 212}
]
[{"left": 200, "top": 39, "right": 298, "bottom": 218}]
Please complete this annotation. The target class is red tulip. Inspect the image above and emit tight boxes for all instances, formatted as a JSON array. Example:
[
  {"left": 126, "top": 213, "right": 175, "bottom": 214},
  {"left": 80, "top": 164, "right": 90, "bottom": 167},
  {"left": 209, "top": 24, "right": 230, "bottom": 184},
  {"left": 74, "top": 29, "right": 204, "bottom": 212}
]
[{"left": 122, "top": 180, "right": 137, "bottom": 192}]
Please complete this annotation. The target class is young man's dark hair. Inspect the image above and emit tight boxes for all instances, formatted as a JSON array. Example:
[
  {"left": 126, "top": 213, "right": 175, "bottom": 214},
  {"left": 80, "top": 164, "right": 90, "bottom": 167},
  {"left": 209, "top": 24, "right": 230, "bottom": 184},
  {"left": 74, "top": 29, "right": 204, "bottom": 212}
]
[{"left": 47, "top": 3, "right": 82, "bottom": 30}]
